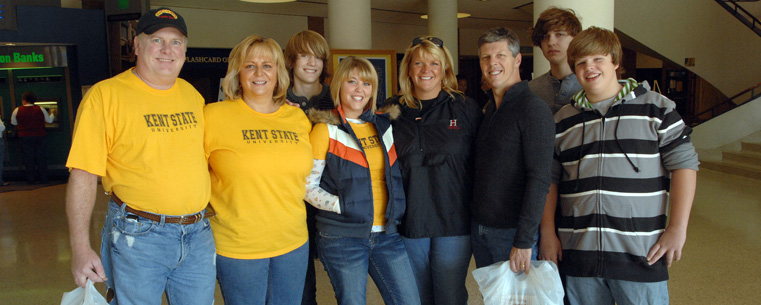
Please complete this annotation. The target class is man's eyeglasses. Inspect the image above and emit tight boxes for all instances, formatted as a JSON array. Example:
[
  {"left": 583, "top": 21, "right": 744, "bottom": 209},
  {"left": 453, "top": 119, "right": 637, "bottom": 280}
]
[{"left": 412, "top": 36, "right": 444, "bottom": 48}]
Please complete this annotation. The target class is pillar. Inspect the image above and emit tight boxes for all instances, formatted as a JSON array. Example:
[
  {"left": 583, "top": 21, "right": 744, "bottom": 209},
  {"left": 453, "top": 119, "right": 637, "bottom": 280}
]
[
  {"left": 427, "top": 0, "right": 459, "bottom": 74},
  {"left": 328, "top": 0, "right": 372, "bottom": 49}
]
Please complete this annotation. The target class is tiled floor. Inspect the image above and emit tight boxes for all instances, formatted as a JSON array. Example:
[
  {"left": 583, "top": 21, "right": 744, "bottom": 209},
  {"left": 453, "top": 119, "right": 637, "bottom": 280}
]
[{"left": 0, "top": 168, "right": 758, "bottom": 304}]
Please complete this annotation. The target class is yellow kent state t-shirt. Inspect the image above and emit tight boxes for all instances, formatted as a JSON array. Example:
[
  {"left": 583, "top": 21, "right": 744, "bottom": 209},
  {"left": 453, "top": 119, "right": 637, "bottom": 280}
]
[
  {"left": 66, "top": 69, "right": 210, "bottom": 215},
  {"left": 205, "top": 99, "right": 313, "bottom": 259},
  {"left": 311, "top": 121, "right": 388, "bottom": 227}
]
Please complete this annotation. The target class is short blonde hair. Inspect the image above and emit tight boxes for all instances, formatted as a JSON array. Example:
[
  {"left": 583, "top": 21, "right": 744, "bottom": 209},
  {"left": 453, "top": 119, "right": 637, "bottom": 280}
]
[
  {"left": 567, "top": 27, "right": 622, "bottom": 73},
  {"left": 284, "top": 30, "right": 330, "bottom": 84},
  {"left": 222, "top": 35, "right": 289, "bottom": 105},
  {"left": 398, "top": 37, "right": 460, "bottom": 109},
  {"left": 330, "top": 56, "right": 379, "bottom": 114}
]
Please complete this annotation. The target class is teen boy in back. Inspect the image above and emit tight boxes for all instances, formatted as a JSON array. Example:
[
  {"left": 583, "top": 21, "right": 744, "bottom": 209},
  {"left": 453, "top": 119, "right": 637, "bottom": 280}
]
[
  {"left": 545, "top": 26, "right": 699, "bottom": 305},
  {"left": 528, "top": 7, "right": 582, "bottom": 115}
]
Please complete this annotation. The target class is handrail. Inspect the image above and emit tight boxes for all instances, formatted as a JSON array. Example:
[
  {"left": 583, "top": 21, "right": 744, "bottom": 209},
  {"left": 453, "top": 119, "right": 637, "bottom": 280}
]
[
  {"left": 727, "top": 1, "right": 757, "bottom": 25},
  {"left": 726, "top": 81, "right": 761, "bottom": 101},
  {"left": 715, "top": 0, "right": 761, "bottom": 37},
  {"left": 689, "top": 81, "right": 761, "bottom": 126}
]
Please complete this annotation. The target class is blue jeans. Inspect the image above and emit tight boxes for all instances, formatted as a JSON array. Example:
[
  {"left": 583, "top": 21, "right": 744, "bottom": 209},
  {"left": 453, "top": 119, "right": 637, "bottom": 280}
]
[
  {"left": 403, "top": 235, "right": 471, "bottom": 305},
  {"left": 100, "top": 200, "right": 216, "bottom": 305},
  {"left": 217, "top": 241, "right": 309, "bottom": 305},
  {"left": 317, "top": 231, "right": 421, "bottom": 305},
  {"left": 566, "top": 276, "right": 669, "bottom": 305},
  {"left": 470, "top": 222, "right": 538, "bottom": 268}
]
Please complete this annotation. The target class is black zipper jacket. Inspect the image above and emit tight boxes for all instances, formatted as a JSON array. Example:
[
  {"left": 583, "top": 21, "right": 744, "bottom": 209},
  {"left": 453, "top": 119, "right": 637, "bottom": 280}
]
[{"left": 383, "top": 91, "right": 482, "bottom": 238}]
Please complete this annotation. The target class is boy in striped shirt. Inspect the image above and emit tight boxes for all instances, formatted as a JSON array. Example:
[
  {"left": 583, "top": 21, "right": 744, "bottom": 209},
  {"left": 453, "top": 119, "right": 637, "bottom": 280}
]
[{"left": 541, "top": 26, "right": 699, "bottom": 305}]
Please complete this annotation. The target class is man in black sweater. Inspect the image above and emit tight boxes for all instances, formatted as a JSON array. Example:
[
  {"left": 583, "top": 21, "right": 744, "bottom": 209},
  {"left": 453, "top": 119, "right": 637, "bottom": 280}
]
[{"left": 470, "top": 27, "right": 555, "bottom": 275}]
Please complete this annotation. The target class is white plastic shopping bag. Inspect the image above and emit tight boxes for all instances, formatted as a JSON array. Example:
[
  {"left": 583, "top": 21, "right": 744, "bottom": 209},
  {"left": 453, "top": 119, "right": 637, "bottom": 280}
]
[
  {"left": 472, "top": 260, "right": 564, "bottom": 305},
  {"left": 61, "top": 279, "right": 109, "bottom": 305}
]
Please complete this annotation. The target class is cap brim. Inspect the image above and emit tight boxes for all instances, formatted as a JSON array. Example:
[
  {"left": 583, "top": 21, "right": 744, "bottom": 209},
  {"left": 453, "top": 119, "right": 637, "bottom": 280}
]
[{"left": 141, "top": 24, "right": 187, "bottom": 36}]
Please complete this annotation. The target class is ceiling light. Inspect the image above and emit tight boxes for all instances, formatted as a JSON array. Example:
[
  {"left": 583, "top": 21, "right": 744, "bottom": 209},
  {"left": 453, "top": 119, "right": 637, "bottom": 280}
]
[{"left": 420, "top": 13, "right": 471, "bottom": 19}]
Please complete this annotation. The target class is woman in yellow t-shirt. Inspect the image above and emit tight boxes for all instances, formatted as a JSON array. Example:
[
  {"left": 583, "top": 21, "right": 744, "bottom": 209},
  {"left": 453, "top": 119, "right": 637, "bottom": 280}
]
[
  {"left": 305, "top": 57, "right": 419, "bottom": 305},
  {"left": 204, "top": 35, "right": 313, "bottom": 305}
]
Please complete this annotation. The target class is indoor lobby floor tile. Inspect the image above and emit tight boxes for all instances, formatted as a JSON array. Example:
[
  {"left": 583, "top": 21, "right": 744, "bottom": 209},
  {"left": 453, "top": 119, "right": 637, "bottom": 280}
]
[{"left": 0, "top": 168, "right": 758, "bottom": 304}]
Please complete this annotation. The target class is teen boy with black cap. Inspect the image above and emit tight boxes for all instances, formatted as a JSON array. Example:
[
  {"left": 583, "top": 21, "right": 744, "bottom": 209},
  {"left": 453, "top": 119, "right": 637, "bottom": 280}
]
[{"left": 66, "top": 7, "right": 216, "bottom": 304}]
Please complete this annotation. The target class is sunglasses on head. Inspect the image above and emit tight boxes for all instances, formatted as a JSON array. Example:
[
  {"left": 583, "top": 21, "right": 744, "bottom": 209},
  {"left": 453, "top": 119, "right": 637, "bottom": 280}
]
[{"left": 412, "top": 36, "right": 444, "bottom": 48}]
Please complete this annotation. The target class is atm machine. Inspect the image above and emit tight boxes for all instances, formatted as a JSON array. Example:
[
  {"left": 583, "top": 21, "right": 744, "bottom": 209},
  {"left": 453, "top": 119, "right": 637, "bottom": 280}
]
[{"left": 0, "top": 43, "right": 79, "bottom": 181}]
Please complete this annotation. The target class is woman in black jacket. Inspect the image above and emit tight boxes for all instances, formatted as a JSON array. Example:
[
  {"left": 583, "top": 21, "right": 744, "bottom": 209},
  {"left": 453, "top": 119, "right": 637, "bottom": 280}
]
[{"left": 382, "top": 36, "right": 482, "bottom": 305}]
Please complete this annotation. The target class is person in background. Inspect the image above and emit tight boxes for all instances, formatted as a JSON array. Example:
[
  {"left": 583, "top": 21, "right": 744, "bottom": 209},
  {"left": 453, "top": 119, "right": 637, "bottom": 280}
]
[
  {"left": 474, "top": 76, "right": 491, "bottom": 111},
  {"left": 547, "top": 26, "right": 699, "bottom": 305},
  {"left": 66, "top": 7, "right": 216, "bottom": 304},
  {"left": 529, "top": 9, "right": 583, "bottom": 305},
  {"left": 285, "top": 30, "right": 334, "bottom": 114},
  {"left": 470, "top": 27, "right": 555, "bottom": 275},
  {"left": 384, "top": 36, "right": 481, "bottom": 305},
  {"left": 205, "top": 35, "right": 313, "bottom": 305},
  {"left": 528, "top": 7, "right": 583, "bottom": 115},
  {"left": 305, "top": 56, "right": 419, "bottom": 305},
  {"left": 0, "top": 116, "right": 7, "bottom": 186},
  {"left": 284, "top": 30, "right": 334, "bottom": 305},
  {"left": 456, "top": 74, "right": 469, "bottom": 94},
  {"left": 12, "top": 91, "right": 54, "bottom": 184}
]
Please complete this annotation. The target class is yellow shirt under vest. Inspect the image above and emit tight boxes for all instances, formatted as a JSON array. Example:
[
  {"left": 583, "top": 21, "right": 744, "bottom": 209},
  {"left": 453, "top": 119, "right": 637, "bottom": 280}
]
[
  {"left": 311, "top": 121, "right": 388, "bottom": 227},
  {"left": 66, "top": 69, "right": 210, "bottom": 215},
  {"left": 205, "top": 99, "right": 313, "bottom": 259}
]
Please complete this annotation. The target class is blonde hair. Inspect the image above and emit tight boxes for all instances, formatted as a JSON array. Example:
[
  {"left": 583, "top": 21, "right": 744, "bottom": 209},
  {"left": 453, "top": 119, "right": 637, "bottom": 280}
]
[
  {"left": 222, "top": 35, "right": 289, "bottom": 105},
  {"left": 398, "top": 38, "right": 460, "bottom": 109},
  {"left": 284, "top": 30, "right": 330, "bottom": 84},
  {"left": 330, "top": 56, "right": 379, "bottom": 114}
]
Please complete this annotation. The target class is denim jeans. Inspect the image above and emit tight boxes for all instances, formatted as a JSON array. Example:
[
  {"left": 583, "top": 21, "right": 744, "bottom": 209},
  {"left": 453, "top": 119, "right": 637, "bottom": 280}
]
[
  {"left": 470, "top": 222, "right": 538, "bottom": 268},
  {"left": 403, "top": 235, "right": 471, "bottom": 305},
  {"left": 317, "top": 231, "right": 421, "bottom": 305},
  {"left": 216, "top": 241, "right": 309, "bottom": 305},
  {"left": 566, "top": 276, "right": 669, "bottom": 305},
  {"left": 100, "top": 200, "right": 216, "bottom": 305}
]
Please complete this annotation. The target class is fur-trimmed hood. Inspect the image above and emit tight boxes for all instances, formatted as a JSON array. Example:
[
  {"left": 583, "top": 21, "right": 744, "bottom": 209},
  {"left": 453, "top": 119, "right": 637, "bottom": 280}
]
[
  {"left": 377, "top": 103, "right": 401, "bottom": 120},
  {"left": 307, "top": 104, "right": 401, "bottom": 125}
]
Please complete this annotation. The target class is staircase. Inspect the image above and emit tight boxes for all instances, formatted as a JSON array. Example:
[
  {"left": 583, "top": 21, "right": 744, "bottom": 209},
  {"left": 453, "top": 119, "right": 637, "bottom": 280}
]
[
  {"left": 699, "top": 133, "right": 761, "bottom": 180},
  {"left": 715, "top": 0, "right": 761, "bottom": 38}
]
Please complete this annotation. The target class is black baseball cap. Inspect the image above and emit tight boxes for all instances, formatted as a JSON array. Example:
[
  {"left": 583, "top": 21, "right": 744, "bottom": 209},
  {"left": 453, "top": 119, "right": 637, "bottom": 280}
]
[{"left": 136, "top": 7, "right": 188, "bottom": 36}]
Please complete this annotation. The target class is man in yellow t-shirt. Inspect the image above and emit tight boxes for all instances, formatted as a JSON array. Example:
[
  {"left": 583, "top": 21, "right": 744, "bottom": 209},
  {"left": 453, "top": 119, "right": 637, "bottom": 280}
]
[{"left": 65, "top": 8, "right": 214, "bottom": 305}]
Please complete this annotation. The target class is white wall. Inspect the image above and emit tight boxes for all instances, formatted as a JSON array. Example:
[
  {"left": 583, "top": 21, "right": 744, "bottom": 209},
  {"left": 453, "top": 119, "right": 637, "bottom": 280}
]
[
  {"left": 172, "top": 5, "right": 533, "bottom": 57},
  {"left": 615, "top": 0, "right": 761, "bottom": 96},
  {"left": 370, "top": 22, "right": 428, "bottom": 53},
  {"left": 337, "top": 20, "right": 533, "bottom": 56},
  {"left": 458, "top": 22, "right": 533, "bottom": 57},
  {"left": 170, "top": 7, "right": 307, "bottom": 49},
  {"left": 692, "top": 96, "right": 761, "bottom": 149}
]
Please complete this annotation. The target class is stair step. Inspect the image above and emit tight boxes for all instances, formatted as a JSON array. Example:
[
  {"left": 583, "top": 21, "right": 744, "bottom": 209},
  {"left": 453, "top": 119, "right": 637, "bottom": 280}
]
[
  {"left": 742, "top": 142, "right": 761, "bottom": 153},
  {"left": 723, "top": 151, "right": 761, "bottom": 167},
  {"left": 700, "top": 160, "right": 761, "bottom": 180}
]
